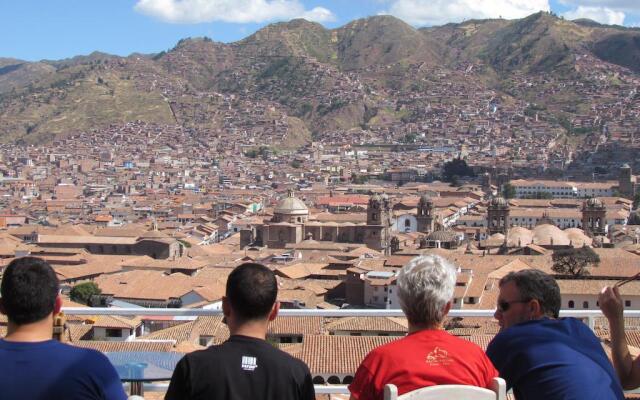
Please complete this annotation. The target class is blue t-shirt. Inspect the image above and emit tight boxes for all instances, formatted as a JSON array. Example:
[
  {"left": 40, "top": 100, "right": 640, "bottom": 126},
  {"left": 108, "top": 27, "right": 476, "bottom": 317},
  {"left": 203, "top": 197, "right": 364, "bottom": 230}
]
[
  {"left": 0, "top": 339, "right": 127, "bottom": 400},
  {"left": 486, "top": 318, "right": 624, "bottom": 400}
]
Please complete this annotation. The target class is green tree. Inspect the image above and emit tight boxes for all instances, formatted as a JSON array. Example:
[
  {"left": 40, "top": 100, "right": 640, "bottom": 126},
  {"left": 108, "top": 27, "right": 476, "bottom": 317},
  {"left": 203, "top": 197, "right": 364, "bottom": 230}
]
[
  {"left": 442, "top": 158, "right": 474, "bottom": 182},
  {"left": 502, "top": 183, "right": 516, "bottom": 199},
  {"left": 400, "top": 132, "right": 417, "bottom": 144},
  {"left": 291, "top": 160, "right": 302, "bottom": 168},
  {"left": 552, "top": 247, "right": 600, "bottom": 277},
  {"left": 70, "top": 282, "right": 102, "bottom": 305},
  {"left": 633, "top": 193, "right": 640, "bottom": 209},
  {"left": 352, "top": 174, "right": 369, "bottom": 184}
]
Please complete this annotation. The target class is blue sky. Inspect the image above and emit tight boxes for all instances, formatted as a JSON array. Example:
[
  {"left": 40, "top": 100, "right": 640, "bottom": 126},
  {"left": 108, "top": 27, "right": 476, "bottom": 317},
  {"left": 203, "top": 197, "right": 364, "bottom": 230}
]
[{"left": 2, "top": 1, "right": 639, "bottom": 61}]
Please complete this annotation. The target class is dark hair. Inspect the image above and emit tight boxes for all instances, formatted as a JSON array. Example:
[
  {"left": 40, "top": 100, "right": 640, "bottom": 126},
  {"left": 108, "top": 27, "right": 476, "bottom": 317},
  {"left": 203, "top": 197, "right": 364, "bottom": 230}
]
[
  {"left": 1, "top": 257, "right": 59, "bottom": 324},
  {"left": 499, "top": 269, "right": 561, "bottom": 318},
  {"left": 226, "top": 263, "right": 277, "bottom": 321}
]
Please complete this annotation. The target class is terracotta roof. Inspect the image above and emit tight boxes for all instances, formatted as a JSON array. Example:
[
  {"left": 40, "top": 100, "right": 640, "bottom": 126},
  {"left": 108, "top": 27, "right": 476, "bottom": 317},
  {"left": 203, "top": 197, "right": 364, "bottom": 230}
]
[
  {"left": 557, "top": 279, "right": 640, "bottom": 296},
  {"left": 268, "top": 316, "right": 324, "bottom": 336},
  {"left": 37, "top": 234, "right": 138, "bottom": 245},
  {"left": 462, "top": 335, "right": 496, "bottom": 351},
  {"left": 299, "top": 335, "right": 398, "bottom": 375},
  {"left": 276, "top": 263, "right": 329, "bottom": 279},
  {"left": 325, "top": 317, "right": 408, "bottom": 334},
  {"left": 92, "top": 315, "right": 141, "bottom": 329},
  {"left": 74, "top": 341, "right": 174, "bottom": 353}
]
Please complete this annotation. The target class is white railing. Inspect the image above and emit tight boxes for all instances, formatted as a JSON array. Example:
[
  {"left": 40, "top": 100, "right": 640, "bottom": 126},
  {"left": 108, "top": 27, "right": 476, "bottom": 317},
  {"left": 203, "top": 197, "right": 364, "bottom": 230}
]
[{"left": 62, "top": 308, "right": 640, "bottom": 395}]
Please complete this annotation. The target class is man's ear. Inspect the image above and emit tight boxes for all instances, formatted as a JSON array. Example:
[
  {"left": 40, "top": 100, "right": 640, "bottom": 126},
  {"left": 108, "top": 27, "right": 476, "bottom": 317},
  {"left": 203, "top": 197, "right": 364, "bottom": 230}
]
[
  {"left": 529, "top": 298, "right": 543, "bottom": 319},
  {"left": 222, "top": 296, "right": 230, "bottom": 317},
  {"left": 53, "top": 295, "right": 62, "bottom": 315},
  {"left": 268, "top": 301, "right": 280, "bottom": 322}
]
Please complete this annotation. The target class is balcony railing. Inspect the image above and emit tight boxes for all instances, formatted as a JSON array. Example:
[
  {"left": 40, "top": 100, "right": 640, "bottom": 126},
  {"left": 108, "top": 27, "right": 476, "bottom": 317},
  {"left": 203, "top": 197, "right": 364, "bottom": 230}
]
[{"left": 61, "top": 307, "right": 640, "bottom": 395}]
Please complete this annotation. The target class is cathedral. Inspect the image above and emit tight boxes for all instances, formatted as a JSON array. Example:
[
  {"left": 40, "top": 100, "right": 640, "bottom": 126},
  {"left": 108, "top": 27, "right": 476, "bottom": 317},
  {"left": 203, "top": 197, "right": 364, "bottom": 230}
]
[{"left": 240, "top": 190, "right": 395, "bottom": 251}]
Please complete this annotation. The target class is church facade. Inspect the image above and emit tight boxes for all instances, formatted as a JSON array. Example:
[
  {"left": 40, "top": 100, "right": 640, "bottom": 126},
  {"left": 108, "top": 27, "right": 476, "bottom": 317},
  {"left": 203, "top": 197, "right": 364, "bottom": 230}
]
[{"left": 240, "top": 191, "right": 396, "bottom": 251}]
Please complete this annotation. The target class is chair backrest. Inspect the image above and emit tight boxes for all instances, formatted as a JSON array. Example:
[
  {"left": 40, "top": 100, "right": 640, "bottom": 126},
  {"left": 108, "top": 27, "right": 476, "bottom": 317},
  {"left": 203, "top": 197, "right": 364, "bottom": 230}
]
[{"left": 384, "top": 377, "right": 507, "bottom": 400}]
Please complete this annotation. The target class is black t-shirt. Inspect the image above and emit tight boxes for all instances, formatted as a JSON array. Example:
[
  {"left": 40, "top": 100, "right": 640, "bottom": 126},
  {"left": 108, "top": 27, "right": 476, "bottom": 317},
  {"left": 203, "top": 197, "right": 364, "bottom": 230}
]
[{"left": 165, "top": 335, "right": 315, "bottom": 400}]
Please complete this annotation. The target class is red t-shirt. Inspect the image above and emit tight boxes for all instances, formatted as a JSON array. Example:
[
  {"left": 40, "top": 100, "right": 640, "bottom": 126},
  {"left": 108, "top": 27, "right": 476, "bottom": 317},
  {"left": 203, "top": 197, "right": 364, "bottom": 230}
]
[{"left": 348, "top": 329, "right": 498, "bottom": 400}]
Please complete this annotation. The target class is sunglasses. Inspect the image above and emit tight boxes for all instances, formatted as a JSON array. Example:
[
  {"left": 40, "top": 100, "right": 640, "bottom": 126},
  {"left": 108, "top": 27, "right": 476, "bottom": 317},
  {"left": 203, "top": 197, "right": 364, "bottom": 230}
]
[{"left": 497, "top": 299, "right": 530, "bottom": 312}]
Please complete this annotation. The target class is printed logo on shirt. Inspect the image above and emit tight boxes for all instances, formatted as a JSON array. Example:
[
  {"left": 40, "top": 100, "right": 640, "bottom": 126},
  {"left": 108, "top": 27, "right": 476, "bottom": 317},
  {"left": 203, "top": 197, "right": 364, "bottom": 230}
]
[
  {"left": 425, "top": 347, "right": 452, "bottom": 367},
  {"left": 241, "top": 356, "right": 258, "bottom": 371}
]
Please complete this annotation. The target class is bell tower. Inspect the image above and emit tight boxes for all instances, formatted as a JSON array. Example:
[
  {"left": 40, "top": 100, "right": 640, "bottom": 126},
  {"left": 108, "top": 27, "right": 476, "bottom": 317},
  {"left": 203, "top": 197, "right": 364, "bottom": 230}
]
[
  {"left": 581, "top": 198, "right": 606, "bottom": 236},
  {"left": 487, "top": 197, "right": 510, "bottom": 235},
  {"left": 416, "top": 194, "right": 434, "bottom": 233},
  {"left": 364, "top": 193, "right": 391, "bottom": 251}
]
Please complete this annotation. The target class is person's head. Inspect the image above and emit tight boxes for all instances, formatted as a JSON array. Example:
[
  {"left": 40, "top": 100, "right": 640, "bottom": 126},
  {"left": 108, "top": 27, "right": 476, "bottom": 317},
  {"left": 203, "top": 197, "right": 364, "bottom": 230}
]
[
  {"left": 223, "top": 262, "right": 278, "bottom": 324},
  {"left": 495, "top": 269, "right": 560, "bottom": 331},
  {"left": 0, "top": 257, "right": 61, "bottom": 325},
  {"left": 396, "top": 255, "right": 457, "bottom": 328}
]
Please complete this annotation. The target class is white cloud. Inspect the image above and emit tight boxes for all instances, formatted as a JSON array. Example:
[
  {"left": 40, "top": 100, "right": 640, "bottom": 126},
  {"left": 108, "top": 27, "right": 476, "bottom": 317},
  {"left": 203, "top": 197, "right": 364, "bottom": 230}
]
[
  {"left": 562, "top": 6, "right": 625, "bottom": 25},
  {"left": 134, "top": 0, "right": 336, "bottom": 24},
  {"left": 558, "top": 1, "right": 640, "bottom": 13},
  {"left": 382, "top": 0, "right": 551, "bottom": 26}
]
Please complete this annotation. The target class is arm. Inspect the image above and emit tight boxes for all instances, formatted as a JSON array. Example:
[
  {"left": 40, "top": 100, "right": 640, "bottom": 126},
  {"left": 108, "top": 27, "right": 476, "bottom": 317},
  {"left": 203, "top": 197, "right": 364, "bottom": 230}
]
[
  {"left": 298, "top": 363, "right": 316, "bottom": 400},
  {"left": 599, "top": 286, "right": 640, "bottom": 390},
  {"left": 165, "top": 357, "right": 191, "bottom": 400}
]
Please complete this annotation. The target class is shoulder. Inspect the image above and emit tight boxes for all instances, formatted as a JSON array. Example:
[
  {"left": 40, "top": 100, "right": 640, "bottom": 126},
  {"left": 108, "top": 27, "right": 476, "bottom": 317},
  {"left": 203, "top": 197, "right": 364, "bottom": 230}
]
[
  {"left": 50, "top": 342, "right": 112, "bottom": 362},
  {"left": 266, "top": 344, "right": 311, "bottom": 372}
]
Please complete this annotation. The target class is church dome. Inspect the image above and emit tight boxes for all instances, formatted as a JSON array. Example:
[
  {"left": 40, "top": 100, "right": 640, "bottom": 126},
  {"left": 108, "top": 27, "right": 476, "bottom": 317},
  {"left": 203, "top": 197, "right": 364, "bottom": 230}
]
[
  {"left": 419, "top": 194, "right": 433, "bottom": 206},
  {"left": 490, "top": 196, "right": 509, "bottom": 209},
  {"left": 507, "top": 227, "right": 533, "bottom": 247},
  {"left": 564, "top": 228, "right": 592, "bottom": 247},
  {"left": 532, "top": 224, "right": 570, "bottom": 246},
  {"left": 584, "top": 197, "right": 604, "bottom": 209},
  {"left": 274, "top": 190, "right": 309, "bottom": 216},
  {"left": 426, "top": 230, "right": 458, "bottom": 242}
]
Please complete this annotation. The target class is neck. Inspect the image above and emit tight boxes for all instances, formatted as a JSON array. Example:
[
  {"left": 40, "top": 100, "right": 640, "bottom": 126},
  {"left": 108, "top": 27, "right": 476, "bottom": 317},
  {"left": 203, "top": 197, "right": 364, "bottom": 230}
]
[
  {"left": 229, "top": 319, "right": 269, "bottom": 340},
  {"left": 408, "top": 321, "right": 443, "bottom": 334},
  {"left": 4, "top": 317, "right": 54, "bottom": 343}
]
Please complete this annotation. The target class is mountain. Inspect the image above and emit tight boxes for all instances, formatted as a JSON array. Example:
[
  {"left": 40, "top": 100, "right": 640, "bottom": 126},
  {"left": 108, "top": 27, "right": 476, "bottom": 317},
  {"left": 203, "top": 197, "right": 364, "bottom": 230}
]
[
  {"left": 335, "top": 15, "right": 442, "bottom": 70},
  {"left": 592, "top": 32, "right": 640, "bottom": 73},
  {"left": 0, "top": 13, "right": 639, "bottom": 145}
]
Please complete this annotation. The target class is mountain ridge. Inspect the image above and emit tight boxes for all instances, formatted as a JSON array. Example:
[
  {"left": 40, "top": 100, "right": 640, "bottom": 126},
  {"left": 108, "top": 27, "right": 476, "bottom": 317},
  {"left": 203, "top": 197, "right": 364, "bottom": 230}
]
[{"left": 1, "top": 12, "right": 639, "bottom": 145}]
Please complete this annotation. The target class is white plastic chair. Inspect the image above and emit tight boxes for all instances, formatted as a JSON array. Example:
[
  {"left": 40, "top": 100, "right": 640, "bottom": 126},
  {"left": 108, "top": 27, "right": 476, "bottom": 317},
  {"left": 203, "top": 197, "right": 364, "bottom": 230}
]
[{"left": 384, "top": 377, "right": 507, "bottom": 400}]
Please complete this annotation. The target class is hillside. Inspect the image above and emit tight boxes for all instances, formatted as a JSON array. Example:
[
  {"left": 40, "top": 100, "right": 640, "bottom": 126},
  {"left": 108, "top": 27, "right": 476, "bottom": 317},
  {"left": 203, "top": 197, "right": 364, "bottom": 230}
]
[{"left": 0, "top": 12, "right": 638, "bottom": 146}]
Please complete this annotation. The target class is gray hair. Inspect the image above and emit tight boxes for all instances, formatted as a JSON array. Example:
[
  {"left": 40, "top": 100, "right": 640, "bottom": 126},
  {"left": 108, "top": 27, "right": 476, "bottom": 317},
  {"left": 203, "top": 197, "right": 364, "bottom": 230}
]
[
  {"left": 396, "top": 255, "right": 457, "bottom": 326},
  {"left": 499, "top": 269, "right": 561, "bottom": 318}
]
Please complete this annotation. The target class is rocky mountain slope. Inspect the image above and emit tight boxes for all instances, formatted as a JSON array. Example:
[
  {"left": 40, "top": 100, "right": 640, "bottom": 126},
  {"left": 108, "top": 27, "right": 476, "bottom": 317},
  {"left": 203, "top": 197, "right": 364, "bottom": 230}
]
[{"left": 0, "top": 12, "right": 638, "bottom": 146}]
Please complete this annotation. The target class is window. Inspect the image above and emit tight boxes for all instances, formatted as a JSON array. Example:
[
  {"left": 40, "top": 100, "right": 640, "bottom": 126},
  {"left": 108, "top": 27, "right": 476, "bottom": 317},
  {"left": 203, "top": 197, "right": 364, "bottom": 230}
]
[
  {"left": 404, "top": 219, "right": 411, "bottom": 228},
  {"left": 106, "top": 329, "right": 121, "bottom": 338},
  {"left": 568, "top": 301, "right": 575, "bottom": 308},
  {"left": 625, "top": 300, "right": 631, "bottom": 307},
  {"left": 583, "top": 301, "right": 589, "bottom": 309}
]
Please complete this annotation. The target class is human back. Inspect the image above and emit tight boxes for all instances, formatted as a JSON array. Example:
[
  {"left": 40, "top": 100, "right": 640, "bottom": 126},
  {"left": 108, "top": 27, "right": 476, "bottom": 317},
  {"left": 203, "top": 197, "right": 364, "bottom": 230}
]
[
  {"left": 165, "top": 262, "right": 314, "bottom": 400},
  {"left": 488, "top": 269, "right": 623, "bottom": 400},
  {"left": 0, "top": 257, "right": 126, "bottom": 400},
  {"left": 0, "top": 339, "right": 127, "bottom": 400},
  {"left": 349, "top": 255, "right": 498, "bottom": 400},
  {"left": 488, "top": 317, "right": 623, "bottom": 400}
]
